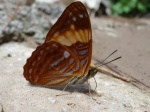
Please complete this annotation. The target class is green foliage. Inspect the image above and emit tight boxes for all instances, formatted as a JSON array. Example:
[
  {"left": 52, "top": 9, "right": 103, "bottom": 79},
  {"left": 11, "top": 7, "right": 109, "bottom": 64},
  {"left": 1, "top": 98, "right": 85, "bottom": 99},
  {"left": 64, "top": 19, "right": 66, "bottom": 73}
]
[{"left": 111, "top": 0, "right": 150, "bottom": 17}]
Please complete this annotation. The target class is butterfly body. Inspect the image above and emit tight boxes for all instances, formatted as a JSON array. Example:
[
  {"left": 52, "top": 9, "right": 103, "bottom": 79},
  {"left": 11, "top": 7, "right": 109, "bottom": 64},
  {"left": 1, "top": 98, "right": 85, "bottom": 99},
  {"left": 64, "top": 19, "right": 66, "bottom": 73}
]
[
  {"left": 70, "top": 68, "right": 98, "bottom": 85},
  {"left": 23, "top": 1, "right": 95, "bottom": 87}
]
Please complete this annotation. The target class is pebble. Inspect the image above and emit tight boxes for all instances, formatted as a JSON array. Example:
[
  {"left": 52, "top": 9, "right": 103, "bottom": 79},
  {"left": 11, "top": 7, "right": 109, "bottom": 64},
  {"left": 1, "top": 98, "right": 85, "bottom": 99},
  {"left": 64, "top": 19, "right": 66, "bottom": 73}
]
[
  {"left": 48, "top": 97, "right": 56, "bottom": 104},
  {"left": 61, "top": 107, "right": 68, "bottom": 112}
]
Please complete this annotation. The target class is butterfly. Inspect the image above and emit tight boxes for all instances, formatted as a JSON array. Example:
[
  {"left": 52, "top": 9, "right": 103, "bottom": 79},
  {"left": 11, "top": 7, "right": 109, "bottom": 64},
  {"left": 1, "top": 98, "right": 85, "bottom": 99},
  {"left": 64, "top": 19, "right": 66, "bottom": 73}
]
[{"left": 23, "top": 1, "right": 98, "bottom": 87}]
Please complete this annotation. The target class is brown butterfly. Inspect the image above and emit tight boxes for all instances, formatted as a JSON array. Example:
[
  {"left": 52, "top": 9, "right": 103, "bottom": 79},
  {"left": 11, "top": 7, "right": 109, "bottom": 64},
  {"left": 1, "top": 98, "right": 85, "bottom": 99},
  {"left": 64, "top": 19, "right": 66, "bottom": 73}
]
[{"left": 23, "top": 1, "right": 98, "bottom": 87}]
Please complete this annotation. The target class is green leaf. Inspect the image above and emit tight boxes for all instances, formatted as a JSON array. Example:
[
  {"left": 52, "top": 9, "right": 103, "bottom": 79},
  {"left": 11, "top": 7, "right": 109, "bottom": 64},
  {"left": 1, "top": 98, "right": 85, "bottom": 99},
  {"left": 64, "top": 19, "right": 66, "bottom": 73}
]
[
  {"left": 137, "top": 2, "right": 147, "bottom": 12},
  {"left": 129, "top": 0, "right": 138, "bottom": 8},
  {"left": 123, "top": 6, "right": 131, "bottom": 13},
  {"left": 112, "top": 3, "right": 124, "bottom": 15}
]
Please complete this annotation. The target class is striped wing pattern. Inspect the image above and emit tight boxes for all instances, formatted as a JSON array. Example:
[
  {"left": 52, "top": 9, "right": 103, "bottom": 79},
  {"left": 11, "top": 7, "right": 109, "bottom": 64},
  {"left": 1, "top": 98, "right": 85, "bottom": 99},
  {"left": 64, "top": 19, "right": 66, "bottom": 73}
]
[{"left": 23, "top": 1, "right": 92, "bottom": 86}]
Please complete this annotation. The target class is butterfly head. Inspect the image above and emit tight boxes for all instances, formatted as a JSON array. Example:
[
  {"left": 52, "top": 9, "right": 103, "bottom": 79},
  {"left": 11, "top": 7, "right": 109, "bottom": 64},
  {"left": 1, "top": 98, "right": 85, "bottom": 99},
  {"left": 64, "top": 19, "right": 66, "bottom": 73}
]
[{"left": 87, "top": 68, "right": 98, "bottom": 78}]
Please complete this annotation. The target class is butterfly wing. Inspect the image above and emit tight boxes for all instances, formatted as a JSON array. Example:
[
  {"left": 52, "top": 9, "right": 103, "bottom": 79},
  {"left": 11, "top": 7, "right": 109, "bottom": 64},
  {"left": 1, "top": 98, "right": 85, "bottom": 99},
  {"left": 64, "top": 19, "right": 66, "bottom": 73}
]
[
  {"left": 23, "top": 1, "right": 92, "bottom": 86},
  {"left": 45, "top": 1, "right": 91, "bottom": 42}
]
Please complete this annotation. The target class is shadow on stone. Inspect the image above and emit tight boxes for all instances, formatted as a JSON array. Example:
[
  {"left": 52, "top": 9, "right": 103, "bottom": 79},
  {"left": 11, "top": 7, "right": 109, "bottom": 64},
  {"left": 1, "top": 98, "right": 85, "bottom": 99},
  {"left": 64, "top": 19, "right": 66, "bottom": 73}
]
[{"left": 27, "top": 83, "right": 97, "bottom": 95}]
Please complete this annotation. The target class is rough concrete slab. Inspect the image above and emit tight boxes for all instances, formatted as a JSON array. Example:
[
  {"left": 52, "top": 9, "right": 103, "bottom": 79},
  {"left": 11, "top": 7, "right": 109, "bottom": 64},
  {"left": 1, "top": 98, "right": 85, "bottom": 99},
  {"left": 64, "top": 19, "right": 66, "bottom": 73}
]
[
  {"left": 0, "top": 42, "right": 150, "bottom": 112},
  {"left": 0, "top": 103, "right": 2, "bottom": 112},
  {"left": 92, "top": 17, "right": 150, "bottom": 88}
]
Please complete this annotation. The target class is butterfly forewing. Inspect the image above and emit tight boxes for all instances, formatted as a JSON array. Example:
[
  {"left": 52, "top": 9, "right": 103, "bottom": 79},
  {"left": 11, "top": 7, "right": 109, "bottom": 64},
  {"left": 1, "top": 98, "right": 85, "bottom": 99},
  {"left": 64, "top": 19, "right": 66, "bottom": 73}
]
[
  {"left": 23, "top": 1, "right": 92, "bottom": 86},
  {"left": 45, "top": 2, "right": 91, "bottom": 42}
]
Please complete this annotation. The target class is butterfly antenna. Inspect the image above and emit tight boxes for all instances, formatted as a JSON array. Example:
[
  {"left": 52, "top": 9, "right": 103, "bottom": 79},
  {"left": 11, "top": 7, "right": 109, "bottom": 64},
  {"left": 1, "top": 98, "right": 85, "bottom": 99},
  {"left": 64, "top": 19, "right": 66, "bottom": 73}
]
[
  {"left": 95, "top": 50, "right": 117, "bottom": 65},
  {"left": 98, "top": 56, "right": 121, "bottom": 67}
]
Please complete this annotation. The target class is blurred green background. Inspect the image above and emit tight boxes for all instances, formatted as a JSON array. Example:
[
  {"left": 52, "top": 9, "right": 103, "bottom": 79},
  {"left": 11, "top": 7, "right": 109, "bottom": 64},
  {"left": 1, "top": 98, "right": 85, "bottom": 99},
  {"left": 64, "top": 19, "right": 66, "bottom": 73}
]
[{"left": 111, "top": 0, "right": 150, "bottom": 17}]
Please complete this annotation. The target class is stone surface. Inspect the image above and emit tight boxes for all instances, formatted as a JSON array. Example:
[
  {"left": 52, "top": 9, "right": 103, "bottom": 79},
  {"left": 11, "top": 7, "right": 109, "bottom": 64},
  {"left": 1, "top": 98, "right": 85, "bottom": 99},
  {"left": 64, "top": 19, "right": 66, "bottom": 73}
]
[
  {"left": 92, "top": 17, "right": 150, "bottom": 88},
  {"left": 0, "top": 1, "right": 64, "bottom": 44},
  {"left": 0, "top": 40, "right": 149, "bottom": 111},
  {"left": 0, "top": 103, "right": 2, "bottom": 112}
]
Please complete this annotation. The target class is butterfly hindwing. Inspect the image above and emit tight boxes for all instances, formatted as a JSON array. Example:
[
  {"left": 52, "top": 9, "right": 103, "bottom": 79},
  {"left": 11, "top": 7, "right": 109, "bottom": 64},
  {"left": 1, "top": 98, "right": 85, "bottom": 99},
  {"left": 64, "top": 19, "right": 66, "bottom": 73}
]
[
  {"left": 23, "top": 1, "right": 92, "bottom": 86},
  {"left": 24, "top": 41, "right": 83, "bottom": 86}
]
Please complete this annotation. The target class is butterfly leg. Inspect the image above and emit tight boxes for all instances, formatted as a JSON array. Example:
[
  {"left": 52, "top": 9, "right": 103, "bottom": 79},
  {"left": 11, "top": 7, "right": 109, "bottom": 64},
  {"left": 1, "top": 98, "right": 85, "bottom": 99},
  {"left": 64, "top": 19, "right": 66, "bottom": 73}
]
[
  {"left": 56, "top": 77, "right": 78, "bottom": 96},
  {"left": 87, "top": 79, "right": 92, "bottom": 96},
  {"left": 56, "top": 82, "right": 72, "bottom": 96},
  {"left": 93, "top": 76, "right": 97, "bottom": 91},
  {"left": 87, "top": 79, "right": 98, "bottom": 101}
]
